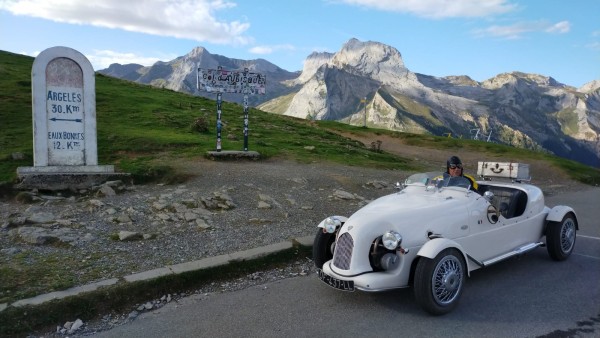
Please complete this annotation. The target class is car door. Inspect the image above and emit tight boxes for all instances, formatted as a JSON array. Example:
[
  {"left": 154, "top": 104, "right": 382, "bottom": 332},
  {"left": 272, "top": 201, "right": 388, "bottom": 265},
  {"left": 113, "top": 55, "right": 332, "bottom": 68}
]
[{"left": 457, "top": 186, "right": 537, "bottom": 263}]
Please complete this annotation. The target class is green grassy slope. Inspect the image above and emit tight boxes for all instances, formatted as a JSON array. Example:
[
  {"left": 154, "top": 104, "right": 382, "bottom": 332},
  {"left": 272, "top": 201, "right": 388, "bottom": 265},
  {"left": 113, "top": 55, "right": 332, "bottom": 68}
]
[
  {"left": 1, "top": 50, "right": 599, "bottom": 185},
  {"left": 0, "top": 51, "right": 414, "bottom": 183}
]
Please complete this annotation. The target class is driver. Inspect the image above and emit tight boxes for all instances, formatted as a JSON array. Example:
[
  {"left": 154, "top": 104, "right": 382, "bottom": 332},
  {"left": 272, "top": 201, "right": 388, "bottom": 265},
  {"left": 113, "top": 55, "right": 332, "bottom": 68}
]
[{"left": 446, "top": 156, "right": 478, "bottom": 191}]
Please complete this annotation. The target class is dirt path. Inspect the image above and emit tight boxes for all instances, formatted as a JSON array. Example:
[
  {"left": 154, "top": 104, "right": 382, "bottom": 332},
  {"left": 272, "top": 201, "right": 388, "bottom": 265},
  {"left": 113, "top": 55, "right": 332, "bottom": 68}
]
[{"left": 335, "top": 131, "right": 589, "bottom": 195}]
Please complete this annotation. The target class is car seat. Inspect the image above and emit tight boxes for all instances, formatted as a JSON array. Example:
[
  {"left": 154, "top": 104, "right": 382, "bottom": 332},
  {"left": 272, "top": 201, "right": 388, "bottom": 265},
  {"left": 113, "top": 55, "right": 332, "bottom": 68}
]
[
  {"left": 506, "top": 190, "right": 527, "bottom": 218},
  {"left": 499, "top": 202, "right": 510, "bottom": 218}
]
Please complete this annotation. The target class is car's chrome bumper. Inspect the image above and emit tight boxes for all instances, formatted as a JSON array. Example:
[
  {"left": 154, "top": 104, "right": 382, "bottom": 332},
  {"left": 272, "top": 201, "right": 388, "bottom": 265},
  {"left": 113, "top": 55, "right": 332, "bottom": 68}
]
[{"left": 320, "top": 260, "right": 411, "bottom": 292}]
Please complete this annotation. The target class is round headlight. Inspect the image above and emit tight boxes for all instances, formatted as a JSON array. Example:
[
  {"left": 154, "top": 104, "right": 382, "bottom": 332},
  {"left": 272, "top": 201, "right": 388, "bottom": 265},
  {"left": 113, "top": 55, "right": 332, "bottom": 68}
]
[
  {"left": 324, "top": 217, "right": 340, "bottom": 233},
  {"left": 382, "top": 231, "right": 402, "bottom": 250}
]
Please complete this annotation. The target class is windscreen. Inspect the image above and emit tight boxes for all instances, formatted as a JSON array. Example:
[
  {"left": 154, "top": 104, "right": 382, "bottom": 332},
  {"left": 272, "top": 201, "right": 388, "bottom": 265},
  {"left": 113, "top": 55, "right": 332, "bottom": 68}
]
[{"left": 404, "top": 172, "right": 471, "bottom": 191}]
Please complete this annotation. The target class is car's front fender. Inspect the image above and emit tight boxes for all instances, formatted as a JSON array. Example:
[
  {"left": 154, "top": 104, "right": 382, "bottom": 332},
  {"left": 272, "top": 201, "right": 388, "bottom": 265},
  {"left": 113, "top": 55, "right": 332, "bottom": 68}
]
[
  {"left": 545, "top": 205, "right": 578, "bottom": 229},
  {"left": 417, "top": 238, "right": 471, "bottom": 276},
  {"left": 316, "top": 215, "right": 348, "bottom": 230}
]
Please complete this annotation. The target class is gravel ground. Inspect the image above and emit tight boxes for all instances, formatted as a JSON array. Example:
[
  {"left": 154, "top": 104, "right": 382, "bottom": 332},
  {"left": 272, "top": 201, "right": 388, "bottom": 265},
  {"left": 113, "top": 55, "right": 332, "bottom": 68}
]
[
  {"left": 1, "top": 159, "right": 405, "bottom": 285},
  {"left": 1, "top": 158, "right": 409, "bottom": 336}
]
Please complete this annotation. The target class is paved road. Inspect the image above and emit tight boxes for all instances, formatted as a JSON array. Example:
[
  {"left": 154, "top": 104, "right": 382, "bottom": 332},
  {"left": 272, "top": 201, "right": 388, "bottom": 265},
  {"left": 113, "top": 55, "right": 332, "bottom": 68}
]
[
  {"left": 95, "top": 188, "right": 600, "bottom": 338},
  {"left": 545, "top": 186, "right": 600, "bottom": 238}
]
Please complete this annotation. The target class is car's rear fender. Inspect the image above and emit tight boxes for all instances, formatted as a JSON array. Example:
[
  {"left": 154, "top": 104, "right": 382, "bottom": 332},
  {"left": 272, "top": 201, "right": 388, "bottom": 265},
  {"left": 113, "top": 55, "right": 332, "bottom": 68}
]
[{"left": 545, "top": 206, "right": 578, "bottom": 230}]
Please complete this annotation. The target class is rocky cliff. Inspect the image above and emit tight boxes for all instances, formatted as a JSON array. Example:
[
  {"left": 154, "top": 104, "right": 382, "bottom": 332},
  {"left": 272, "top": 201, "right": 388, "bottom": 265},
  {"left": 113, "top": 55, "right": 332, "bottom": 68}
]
[{"left": 260, "top": 39, "right": 600, "bottom": 166}]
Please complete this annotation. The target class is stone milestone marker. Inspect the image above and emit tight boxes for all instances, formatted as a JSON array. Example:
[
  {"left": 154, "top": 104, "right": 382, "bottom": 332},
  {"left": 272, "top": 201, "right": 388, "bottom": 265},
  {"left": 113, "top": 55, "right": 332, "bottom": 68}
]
[{"left": 17, "top": 46, "right": 125, "bottom": 190}]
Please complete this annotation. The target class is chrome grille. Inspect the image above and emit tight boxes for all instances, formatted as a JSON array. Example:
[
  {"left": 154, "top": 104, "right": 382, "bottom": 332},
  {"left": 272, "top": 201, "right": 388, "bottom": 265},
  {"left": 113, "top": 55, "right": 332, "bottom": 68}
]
[{"left": 333, "top": 233, "right": 353, "bottom": 270}]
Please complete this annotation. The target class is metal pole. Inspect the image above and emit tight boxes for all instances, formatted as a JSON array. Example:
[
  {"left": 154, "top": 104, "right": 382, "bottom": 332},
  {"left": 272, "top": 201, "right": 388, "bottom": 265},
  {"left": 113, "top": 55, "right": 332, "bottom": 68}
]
[
  {"left": 216, "top": 92, "right": 222, "bottom": 152},
  {"left": 243, "top": 94, "right": 249, "bottom": 151}
]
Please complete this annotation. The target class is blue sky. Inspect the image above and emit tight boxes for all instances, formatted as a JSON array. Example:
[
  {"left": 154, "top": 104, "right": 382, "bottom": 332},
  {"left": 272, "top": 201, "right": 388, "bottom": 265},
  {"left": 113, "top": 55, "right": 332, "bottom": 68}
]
[{"left": 1, "top": 0, "right": 598, "bottom": 88}]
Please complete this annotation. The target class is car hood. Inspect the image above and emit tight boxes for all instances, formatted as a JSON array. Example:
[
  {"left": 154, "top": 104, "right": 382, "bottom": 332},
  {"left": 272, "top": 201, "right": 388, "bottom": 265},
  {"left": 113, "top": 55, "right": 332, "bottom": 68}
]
[
  {"left": 341, "top": 187, "right": 470, "bottom": 248},
  {"left": 330, "top": 187, "right": 472, "bottom": 275},
  {"left": 356, "top": 190, "right": 437, "bottom": 215}
]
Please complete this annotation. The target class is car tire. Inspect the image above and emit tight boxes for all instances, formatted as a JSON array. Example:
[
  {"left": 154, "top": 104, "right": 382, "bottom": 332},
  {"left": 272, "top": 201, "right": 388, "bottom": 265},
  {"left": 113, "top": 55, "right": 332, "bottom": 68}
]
[
  {"left": 546, "top": 213, "right": 577, "bottom": 261},
  {"left": 313, "top": 229, "right": 336, "bottom": 269},
  {"left": 413, "top": 248, "right": 466, "bottom": 315}
]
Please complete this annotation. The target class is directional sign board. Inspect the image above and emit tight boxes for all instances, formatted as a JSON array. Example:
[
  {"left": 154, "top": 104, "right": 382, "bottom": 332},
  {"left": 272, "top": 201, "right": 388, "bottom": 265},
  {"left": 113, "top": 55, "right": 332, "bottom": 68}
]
[
  {"left": 197, "top": 67, "right": 266, "bottom": 95},
  {"left": 46, "top": 83, "right": 85, "bottom": 164}
]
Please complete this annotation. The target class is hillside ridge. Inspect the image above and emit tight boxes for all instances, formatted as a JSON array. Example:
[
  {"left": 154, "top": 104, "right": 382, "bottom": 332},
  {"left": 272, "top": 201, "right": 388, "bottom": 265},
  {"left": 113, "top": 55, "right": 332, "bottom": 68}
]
[{"left": 95, "top": 39, "right": 600, "bottom": 167}]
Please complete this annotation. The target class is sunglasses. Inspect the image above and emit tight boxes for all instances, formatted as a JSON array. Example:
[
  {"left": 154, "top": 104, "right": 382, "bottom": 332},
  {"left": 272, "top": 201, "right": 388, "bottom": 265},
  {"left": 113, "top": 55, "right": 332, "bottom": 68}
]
[{"left": 449, "top": 164, "right": 463, "bottom": 169}]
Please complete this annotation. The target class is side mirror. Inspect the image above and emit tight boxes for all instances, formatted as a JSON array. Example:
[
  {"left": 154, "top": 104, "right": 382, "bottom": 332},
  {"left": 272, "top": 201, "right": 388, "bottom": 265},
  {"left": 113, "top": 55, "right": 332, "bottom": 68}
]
[{"left": 484, "top": 191, "right": 494, "bottom": 202}]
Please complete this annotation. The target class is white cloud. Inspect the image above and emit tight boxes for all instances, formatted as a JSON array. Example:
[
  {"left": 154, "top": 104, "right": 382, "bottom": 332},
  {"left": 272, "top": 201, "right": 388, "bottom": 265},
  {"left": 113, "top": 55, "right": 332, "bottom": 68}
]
[
  {"left": 586, "top": 42, "right": 600, "bottom": 51},
  {"left": 86, "top": 49, "right": 177, "bottom": 70},
  {"left": 18, "top": 50, "right": 41, "bottom": 57},
  {"left": 0, "top": 0, "right": 251, "bottom": 45},
  {"left": 473, "top": 20, "right": 571, "bottom": 39},
  {"left": 14, "top": 46, "right": 172, "bottom": 70},
  {"left": 249, "top": 44, "right": 295, "bottom": 55},
  {"left": 336, "top": 0, "right": 516, "bottom": 18},
  {"left": 545, "top": 21, "right": 570, "bottom": 34}
]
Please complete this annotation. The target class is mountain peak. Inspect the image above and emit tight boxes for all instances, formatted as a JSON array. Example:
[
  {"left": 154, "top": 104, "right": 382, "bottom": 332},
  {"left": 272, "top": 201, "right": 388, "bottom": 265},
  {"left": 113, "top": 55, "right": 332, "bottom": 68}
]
[
  {"left": 579, "top": 80, "right": 600, "bottom": 93},
  {"left": 307, "top": 51, "right": 335, "bottom": 60},
  {"left": 329, "top": 39, "right": 410, "bottom": 86},
  {"left": 443, "top": 75, "right": 479, "bottom": 86},
  {"left": 332, "top": 39, "right": 406, "bottom": 70},
  {"left": 482, "top": 71, "right": 566, "bottom": 90},
  {"left": 294, "top": 51, "right": 334, "bottom": 84},
  {"left": 187, "top": 46, "right": 208, "bottom": 58}
]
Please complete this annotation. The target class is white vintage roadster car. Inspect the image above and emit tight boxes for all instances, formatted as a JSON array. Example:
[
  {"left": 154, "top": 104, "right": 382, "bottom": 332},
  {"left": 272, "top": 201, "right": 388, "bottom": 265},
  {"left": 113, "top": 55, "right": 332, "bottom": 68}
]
[{"left": 313, "top": 162, "right": 578, "bottom": 315}]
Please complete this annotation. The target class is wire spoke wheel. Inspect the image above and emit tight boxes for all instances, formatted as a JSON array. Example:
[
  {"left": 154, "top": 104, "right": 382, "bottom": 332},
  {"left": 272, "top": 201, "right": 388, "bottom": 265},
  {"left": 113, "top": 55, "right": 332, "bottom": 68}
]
[
  {"left": 546, "top": 213, "right": 577, "bottom": 261},
  {"left": 414, "top": 248, "right": 466, "bottom": 315},
  {"left": 431, "top": 255, "right": 463, "bottom": 305},
  {"left": 560, "top": 218, "right": 576, "bottom": 253}
]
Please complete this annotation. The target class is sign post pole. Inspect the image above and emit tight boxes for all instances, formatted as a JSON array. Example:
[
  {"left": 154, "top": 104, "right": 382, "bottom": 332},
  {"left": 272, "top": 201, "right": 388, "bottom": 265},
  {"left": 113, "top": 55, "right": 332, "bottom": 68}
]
[
  {"left": 216, "top": 92, "right": 222, "bottom": 152},
  {"left": 243, "top": 94, "right": 249, "bottom": 151},
  {"left": 197, "top": 67, "right": 265, "bottom": 152}
]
